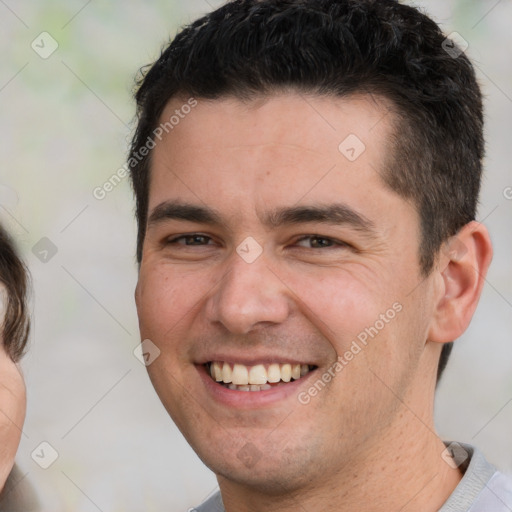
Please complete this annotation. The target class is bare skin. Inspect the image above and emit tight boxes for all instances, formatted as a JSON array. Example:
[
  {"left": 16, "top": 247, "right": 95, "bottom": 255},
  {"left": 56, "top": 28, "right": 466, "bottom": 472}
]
[
  {"left": 0, "top": 342, "right": 26, "bottom": 492},
  {"left": 135, "top": 93, "right": 492, "bottom": 511}
]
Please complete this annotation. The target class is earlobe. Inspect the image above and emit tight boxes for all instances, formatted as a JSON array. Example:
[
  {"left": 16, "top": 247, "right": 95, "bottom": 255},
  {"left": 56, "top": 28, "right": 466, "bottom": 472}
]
[{"left": 428, "top": 221, "right": 493, "bottom": 344}]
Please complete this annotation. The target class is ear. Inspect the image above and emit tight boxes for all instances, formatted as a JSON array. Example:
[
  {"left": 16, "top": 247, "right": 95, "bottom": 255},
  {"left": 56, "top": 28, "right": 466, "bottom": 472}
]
[{"left": 428, "top": 221, "right": 493, "bottom": 343}]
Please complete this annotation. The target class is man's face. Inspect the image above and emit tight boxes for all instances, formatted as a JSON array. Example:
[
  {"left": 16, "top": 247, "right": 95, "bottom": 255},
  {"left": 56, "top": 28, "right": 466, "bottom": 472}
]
[{"left": 135, "top": 93, "right": 439, "bottom": 492}]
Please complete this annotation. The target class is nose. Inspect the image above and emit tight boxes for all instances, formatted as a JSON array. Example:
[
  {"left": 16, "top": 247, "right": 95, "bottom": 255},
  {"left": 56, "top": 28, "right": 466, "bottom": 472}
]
[{"left": 205, "top": 252, "right": 291, "bottom": 335}]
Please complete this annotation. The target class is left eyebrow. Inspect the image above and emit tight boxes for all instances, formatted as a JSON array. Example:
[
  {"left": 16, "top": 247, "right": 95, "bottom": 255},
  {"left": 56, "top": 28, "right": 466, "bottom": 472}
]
[{"left": 263, "top": 204, "right": 377, "bottom": 236}]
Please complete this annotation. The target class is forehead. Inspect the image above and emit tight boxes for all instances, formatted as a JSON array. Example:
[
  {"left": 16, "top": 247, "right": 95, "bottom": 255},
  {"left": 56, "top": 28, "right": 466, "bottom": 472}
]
[
  {"left": 148, "top": 93, "right": 403, "bottom": 226},
  {"left": 156, "top": 92, "right": 393, "bottom": 156}
]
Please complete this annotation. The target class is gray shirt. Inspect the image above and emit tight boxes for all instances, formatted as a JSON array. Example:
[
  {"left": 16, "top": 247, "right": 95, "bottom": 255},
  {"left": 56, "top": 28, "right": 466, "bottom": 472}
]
[
  {"left": 193, "top": 443, "right": 512, "bottom": 512},
  {"left": 0, "top": 464, "right": 40, "bottom": 512}
]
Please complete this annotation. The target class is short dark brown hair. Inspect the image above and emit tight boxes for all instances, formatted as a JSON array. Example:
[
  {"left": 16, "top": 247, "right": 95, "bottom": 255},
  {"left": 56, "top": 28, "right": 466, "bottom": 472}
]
[
  {"left": 0, "top": 225, "right": 30, "bottom": 361},
  {"left": 129, "top": 0, "right": 484, "bottom": 382}
]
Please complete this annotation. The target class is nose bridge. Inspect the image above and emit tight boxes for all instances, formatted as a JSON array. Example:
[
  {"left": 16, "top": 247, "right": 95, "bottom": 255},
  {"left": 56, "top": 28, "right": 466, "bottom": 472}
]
[{"left": 206, "top": 251, "right": 290, "bottom": 334}]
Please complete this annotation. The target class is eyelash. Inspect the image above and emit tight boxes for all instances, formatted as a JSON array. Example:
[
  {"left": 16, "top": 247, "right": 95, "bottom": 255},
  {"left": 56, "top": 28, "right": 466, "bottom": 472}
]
[
  {"left": 166, "top": 234, "right": 215, "bottom": 246},
  {"left": 165, "top": 234, "right": 349, "bottom": 250},
  {"left": 293, "top": 235, "right": 349, "bottom": 249}
]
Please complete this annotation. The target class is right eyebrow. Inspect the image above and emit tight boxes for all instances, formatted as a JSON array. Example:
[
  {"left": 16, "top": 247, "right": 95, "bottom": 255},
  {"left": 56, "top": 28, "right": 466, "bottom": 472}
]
[{"left": 147, "top": 201, "right": 223, "bottom": 228}]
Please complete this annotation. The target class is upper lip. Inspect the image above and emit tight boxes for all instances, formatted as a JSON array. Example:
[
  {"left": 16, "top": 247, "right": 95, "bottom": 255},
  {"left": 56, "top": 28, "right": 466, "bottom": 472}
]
[{"left": 195, "top": 353, "right": 317, "bottom": 367}]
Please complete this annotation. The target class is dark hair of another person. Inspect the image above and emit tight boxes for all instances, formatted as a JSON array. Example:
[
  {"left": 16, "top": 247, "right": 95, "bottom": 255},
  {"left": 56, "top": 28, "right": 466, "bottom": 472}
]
[
  {"left": 0, "top": 225, "right": 30, "bottom": 361},
  {"left": 128, "top": 0, "right": 484, "bottom": 383}
]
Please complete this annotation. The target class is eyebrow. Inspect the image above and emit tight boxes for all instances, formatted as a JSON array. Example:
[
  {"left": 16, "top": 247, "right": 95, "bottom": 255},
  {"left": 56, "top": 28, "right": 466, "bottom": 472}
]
[
  {"left": 147, "top": 201, "right": 376, "bottom": 235},
  {"left": 148, "top": 201, "right": 222, "bottom": 227},
  {"left": 265, "top": 204, "right": 375, "bottom": 233}
]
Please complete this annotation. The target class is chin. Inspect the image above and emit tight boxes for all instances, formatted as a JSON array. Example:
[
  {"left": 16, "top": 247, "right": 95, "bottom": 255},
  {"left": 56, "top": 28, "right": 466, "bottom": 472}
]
[{"left": 190, "top": 429, "right": 321, "bottom": 496}]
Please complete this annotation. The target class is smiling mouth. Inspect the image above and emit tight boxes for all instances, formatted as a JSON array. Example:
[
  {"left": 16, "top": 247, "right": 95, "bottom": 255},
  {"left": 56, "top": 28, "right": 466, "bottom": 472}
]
[{"left": 206, "top": 361, "right": 317, "bottom": 391}]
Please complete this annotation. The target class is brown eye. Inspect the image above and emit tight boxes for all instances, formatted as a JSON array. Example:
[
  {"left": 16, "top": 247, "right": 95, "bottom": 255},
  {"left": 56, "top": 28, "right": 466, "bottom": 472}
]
[
  {"left": 295, "top": 236, "right": 344, "bottom": 249},
  {"left": 167, "top": 234, "right": 213, "bottom": 246}
]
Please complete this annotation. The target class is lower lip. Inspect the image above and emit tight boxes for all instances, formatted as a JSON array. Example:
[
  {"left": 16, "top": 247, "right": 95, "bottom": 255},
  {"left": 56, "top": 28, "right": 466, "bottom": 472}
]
[{"left": 196, "top": 364, "right": 317, "bottom": 408}]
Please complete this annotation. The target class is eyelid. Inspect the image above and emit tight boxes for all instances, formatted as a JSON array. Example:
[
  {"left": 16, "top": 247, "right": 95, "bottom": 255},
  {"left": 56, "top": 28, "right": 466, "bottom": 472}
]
[
  {"left": 292, "top": 235, "right": 351, "bottom": 248},
  {"left": 165, "top": 233, "right": 216, "bottom": 244}
]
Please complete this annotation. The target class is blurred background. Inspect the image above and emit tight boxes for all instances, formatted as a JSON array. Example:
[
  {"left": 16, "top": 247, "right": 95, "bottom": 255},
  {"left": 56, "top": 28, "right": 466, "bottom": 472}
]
[{"left": 0, "top": 0, "right": 511, "bottom": 510}]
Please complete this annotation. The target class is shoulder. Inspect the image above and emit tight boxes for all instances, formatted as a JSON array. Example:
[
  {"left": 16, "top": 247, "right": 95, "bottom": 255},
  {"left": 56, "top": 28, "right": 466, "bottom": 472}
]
[
  {"left": 440, "top": 442, "right": 512, "bottom": 512},
  {"left": 0, "top": 464, "right": 40, "bottom": 512},
  {"left": 474, "top": 470, "right": 512, "bottom": 510},
  {"left": 193, "top": 490, "right": 225, "bottom": 512}
]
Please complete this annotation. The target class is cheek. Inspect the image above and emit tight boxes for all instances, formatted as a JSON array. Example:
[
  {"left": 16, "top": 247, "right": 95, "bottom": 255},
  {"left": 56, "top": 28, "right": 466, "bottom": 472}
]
[
  {"left": 284, "top": 267, "right": 394, "bottom": 351},
  {"left": 135, "top": 263, "right": 219, "bottom": 347},
  {"left": 289, "top": 267, "right": 418, "bottom": 398},
  {"left": 355, "top": 296, "right": 429, "bottom": 399},
  {"left": 136, "top": 267, "right": 186, "bottom": 339}
]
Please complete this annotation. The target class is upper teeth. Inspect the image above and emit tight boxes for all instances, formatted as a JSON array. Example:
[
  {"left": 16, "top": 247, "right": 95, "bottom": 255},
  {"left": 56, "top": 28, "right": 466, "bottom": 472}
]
[{"left": 209, "top": 362, "right": 311, "bottom": 385}]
